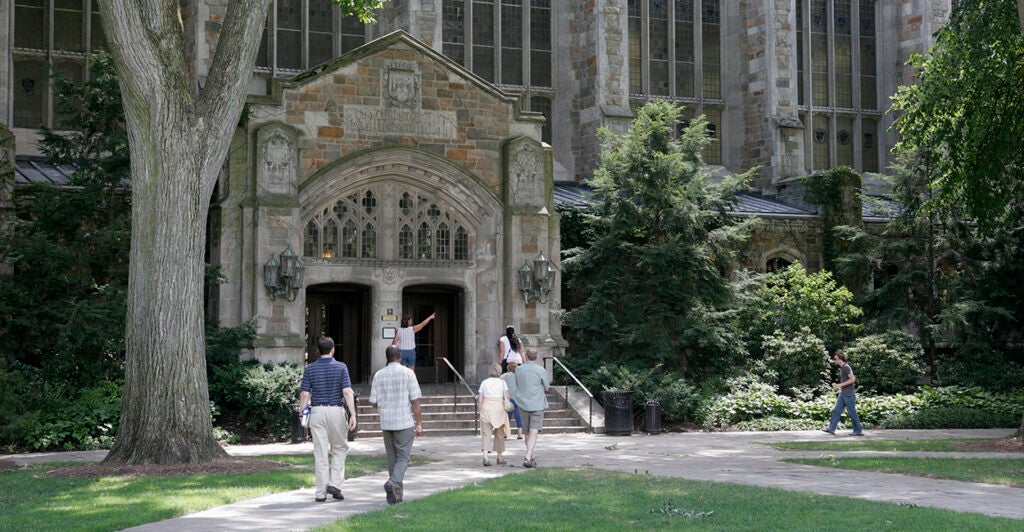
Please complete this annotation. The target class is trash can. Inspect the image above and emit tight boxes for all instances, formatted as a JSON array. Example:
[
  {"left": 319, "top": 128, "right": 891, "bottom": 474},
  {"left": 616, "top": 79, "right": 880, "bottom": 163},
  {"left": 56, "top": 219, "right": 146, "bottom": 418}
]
[
  {"left": 602, "top": 390, "right": 634, "bottom": 436},
  {"left": 291, "top": 405, "right": 307, "bottom": 443},
  {"left": 645, "top": 400, "right": 662, "bottom": 435}
]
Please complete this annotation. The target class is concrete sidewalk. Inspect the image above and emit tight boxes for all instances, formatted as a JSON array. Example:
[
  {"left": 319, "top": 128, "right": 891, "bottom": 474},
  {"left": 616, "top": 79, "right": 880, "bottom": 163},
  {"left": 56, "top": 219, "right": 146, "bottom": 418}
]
[{"left": 4, "top": 428, "right": 1022, "bottom": 530}]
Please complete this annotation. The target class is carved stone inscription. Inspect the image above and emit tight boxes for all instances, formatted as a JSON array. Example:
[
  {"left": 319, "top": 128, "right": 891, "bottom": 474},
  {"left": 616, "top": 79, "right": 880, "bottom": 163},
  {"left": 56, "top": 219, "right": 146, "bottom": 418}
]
[
  {"left": 510, "top": 143, "right": 542, "bottom": 206},
  {"left": 344, "top": 106, "right": 458, "bottom": 139},
  {"left": 259, "top": 129, "right": 294, "bottom": 194}
]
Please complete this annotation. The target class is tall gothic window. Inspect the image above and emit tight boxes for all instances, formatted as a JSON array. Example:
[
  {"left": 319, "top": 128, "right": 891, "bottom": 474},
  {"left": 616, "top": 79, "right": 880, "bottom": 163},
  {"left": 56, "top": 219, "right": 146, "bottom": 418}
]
[
  {"left": 443, "top": 1, "right": 553, "bottom": 146},
  {"left": 255, "top": 0, "right": 367, "bottom": 75},
  {"left": 628, "top": 0, "right": 723, "bottom": 164},
  {"left": 797, "top": 0, "right": 880, "bottom": 173},
  {"left": 12, "top": 0, "right": 107, "bottom": 129}
]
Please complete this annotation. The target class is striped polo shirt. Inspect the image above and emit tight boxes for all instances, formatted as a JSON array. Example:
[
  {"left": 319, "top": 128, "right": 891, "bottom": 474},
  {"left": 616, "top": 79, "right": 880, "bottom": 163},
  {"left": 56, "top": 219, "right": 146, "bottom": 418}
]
[{"left": 300, "top": 356, "right": 353, "bottom": 405}]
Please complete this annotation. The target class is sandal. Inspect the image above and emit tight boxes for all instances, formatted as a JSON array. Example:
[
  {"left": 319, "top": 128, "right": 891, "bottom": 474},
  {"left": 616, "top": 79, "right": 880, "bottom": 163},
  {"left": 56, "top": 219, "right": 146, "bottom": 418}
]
[
  {"left": 497, "top": 457, "right": 507, "bottom": 465},
  {"left": 483, "top": 458, "right": 491, "bottom": 466}
]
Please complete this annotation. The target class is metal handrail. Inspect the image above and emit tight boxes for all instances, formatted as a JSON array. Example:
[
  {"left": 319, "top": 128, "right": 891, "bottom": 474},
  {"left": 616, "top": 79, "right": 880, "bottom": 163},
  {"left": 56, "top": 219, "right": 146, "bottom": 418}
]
[
  {"left": 545, "top": 355, "right": 595, "bottom": 432},
  {"left": 436, "top": 356, "right": 479, "bottom": 434}
]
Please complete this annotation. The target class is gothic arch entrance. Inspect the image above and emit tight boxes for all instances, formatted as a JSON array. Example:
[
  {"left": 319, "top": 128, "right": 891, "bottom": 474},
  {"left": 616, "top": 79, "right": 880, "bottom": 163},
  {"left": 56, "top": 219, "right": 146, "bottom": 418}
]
[
  {"left": 400, "top": 284, "right": 464, "bottom": 384},
  {"left": 306, "top": 283, "right": 371, "bottom": 382}
]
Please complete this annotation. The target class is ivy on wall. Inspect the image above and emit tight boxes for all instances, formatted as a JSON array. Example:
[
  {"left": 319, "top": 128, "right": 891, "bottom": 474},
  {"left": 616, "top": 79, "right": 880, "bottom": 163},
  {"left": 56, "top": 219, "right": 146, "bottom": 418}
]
[{"left": 803, "top": 166, "right": 865, "bottom": 293}]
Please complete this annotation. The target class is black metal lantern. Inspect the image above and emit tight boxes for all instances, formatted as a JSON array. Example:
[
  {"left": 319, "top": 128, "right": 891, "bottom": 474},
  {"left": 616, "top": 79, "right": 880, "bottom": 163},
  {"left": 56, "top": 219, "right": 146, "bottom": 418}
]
[
  {"left": 264, "top": 246, "right": 304, "bottom": 301},
  {"left": 518, "top": 252, "right": 555, "bottom": 304}
]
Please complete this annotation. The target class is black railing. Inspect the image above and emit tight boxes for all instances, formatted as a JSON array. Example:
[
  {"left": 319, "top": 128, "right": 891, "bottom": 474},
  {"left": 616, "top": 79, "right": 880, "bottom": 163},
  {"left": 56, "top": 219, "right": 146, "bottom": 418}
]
[
  {"left": 543, "top": 355, "right": 595, "bottom": 432},
  {"left": 435, "top": 356, "right": 479, "bottom": 434}
]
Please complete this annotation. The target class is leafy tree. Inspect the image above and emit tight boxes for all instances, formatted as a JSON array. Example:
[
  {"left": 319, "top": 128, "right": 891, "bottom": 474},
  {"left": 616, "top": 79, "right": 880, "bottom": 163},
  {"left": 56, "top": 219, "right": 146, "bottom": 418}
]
[
  {"left": 755, "top": 327, "right": 830, "bottom": 394},
  {"left": 95, "top": 0, "right": 386, "bottom": 464},
  {"left": 843, "top": 331, "right": 925, "bottom": 394},
  {"left": 736, "top": 262, "right": 862, "bottom": 358},
  {"left": 891, "top": 0, "right": 1024, "bottom": 233},
  {"left": 562, "top": 101, "right": 754, "bottom": 380}
]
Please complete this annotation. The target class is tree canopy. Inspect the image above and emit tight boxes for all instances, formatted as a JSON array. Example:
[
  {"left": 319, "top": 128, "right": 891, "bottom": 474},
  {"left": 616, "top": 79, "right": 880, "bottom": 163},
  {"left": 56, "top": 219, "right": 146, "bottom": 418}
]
[{"left": 891, "top": 0, "right": 1024, "bottom": 232}]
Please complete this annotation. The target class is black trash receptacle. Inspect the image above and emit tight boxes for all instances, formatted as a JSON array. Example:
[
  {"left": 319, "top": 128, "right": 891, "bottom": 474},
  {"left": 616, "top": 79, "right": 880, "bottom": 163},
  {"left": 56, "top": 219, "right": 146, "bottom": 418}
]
[
  {"left": 645, "top": 400, "right": 662, "bottom": 435},
  {"left": 602, "top": 390, "right": 634, "bottom": 436},
  {"left": 291, "top": 405, "right": 307, "bottom": 443}
]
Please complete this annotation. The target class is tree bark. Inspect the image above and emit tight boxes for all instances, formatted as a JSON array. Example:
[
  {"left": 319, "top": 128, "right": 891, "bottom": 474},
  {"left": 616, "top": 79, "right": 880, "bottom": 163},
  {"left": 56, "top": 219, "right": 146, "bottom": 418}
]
[{"left": 99, "top": 0, "right": 270, "bottom": 464}]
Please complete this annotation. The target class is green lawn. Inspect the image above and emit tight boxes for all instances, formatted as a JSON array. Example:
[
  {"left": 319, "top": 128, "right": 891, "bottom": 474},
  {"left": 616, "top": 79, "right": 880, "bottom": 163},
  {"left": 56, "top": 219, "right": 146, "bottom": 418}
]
[
  {"left": 322, "top": 468, "right": 1023, "bottom": 531},
  {"left": 784, "top": 457, "right": 1024, "bottom": 488},
  {"left": 764, "top": 438, "right": 1006, "bottom": 452},
  {"left": 0, "top": 455, "right": 392, "bottom": 531}
]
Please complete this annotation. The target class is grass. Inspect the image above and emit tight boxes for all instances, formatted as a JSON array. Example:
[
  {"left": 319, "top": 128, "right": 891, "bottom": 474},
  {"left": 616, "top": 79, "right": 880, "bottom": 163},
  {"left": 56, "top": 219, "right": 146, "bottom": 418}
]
[
  {"left": 320, "top": 468, "right": 1023, "bottom": 531},
  {"left": 763, "top": 438, "right": 1001, "bottom": 452},
  {"left": 784, "top": 457, "right": 1024, "bottom": 488},
  {"left": 0, "top": 454, "right": 405, "bottom": 531}
]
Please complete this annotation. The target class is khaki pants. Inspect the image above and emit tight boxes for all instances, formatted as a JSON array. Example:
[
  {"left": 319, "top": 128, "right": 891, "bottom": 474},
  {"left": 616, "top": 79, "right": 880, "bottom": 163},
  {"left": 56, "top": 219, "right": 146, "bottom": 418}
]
[
  {"left": 480, "top": 418, "right": 506, "bottom": 453},
  {"left": 309, "top": 406, "right": 349, "bottom": 498}
]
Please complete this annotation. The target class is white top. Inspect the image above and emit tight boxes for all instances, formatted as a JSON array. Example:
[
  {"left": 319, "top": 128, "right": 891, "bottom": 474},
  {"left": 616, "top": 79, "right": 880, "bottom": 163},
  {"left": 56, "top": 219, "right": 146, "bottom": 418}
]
[
  {"left": 478, "top": 377, "right": 508, "bottom": 398},
  {"left": 504, "top": 351, "right": 523, "bottom": 365},
  {"left": 395, "top": 326, "right": 416, "bottom": 350},
  {"left": 498, "top": 336, "right": 521, "bottom": 361}
]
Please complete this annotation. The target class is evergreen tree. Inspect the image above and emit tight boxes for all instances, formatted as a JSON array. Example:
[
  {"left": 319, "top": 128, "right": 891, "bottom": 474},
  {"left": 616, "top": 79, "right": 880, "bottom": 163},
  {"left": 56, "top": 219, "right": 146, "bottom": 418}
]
[{"left": 562, "top": 101, "right": 754, "bottom": 379}]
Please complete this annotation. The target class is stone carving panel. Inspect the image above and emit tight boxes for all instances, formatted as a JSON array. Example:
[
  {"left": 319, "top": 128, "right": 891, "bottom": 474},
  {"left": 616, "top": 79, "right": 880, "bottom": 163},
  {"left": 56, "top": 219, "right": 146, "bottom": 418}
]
[
  {"left": 257, "top": 126, "right": 297, "bottom": 195},
  {"left": 508, "top": 141, "right": 543, "bottom": 207}
]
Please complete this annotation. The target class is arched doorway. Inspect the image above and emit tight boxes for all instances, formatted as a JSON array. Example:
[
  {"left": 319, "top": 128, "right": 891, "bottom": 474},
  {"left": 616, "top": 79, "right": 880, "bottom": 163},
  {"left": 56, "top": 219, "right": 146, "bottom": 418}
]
[
  {"left": 400, "top": 284, "right": 464, "bottom": 384},
  {"left": 306, "top": 283, "right": 371, "bottom": 382}
]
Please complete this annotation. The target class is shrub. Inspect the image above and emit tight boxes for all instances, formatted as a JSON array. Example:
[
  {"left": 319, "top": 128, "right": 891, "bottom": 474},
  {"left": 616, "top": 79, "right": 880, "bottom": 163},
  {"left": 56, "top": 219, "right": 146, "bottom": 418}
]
[
  {"left": 591, "top": 364, "right": 701, "bottom": 422},
  {"left": 843, "top": 331, "right": 925, "bottom": 393},
  {"left": 698, "top": 374, "right": 797, "bottom": 429},
  {"left": 208, "top": 360, "right": 303, "bottom": 439},
  {"left": 27, "top": 381, "right": 122, "bottom": 451},
  {"left": 755, "top": 328, "right": 830, "bottom": 393}
]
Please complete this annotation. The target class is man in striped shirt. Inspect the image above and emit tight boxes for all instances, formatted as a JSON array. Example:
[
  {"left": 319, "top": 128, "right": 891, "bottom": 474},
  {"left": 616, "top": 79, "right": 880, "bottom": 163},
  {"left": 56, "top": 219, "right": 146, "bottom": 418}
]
[
  {"left": 297, "top": 336, "right": 358, "bottom": 502},
  {"left": 368, "top": 345, "right": 423, "bottom": 504}
]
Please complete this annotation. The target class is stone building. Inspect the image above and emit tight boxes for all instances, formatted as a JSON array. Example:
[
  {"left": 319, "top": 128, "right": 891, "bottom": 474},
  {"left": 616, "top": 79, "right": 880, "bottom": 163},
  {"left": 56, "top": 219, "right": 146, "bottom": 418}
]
[{"left": 2, "top": 1, "right": 959, "bottom": 382}]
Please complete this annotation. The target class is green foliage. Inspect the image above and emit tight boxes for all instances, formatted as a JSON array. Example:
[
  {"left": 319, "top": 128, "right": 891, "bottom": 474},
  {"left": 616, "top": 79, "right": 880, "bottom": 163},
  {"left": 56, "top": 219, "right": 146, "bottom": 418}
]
[
  {"left": 843, "top": 331, "right": 926, "bottom": 394},
  {"left": 207, "top": 360, "right": 303, "bottom": 438},
  {"left": 562, "top": 101, "right": 754, "bottom": 379},
  {"left": 590, "top": 364, "right": 701, "bottom": 421},
  {"left": 698, "top": 372, "right": 1019, "bottom": 432},
  {"left": 891, "top": 0, "right": 1024, "bottom": 233},
  {"left": 936, "top": 345, "right": 1024, "bottom": 392},
  {"left": 802, "top": 167, "right": 866, "bottom": 292},
  {"left": 0, "top": 53, "right": 130, "bottom": 388},
  {"left": 206, "top": 317, "right": 258, "bottom": 364},
  {"left": 27, "top": 381, "right": 122, "bottom": 450},
  {"left": 755, "top": 328, "right": 830, "bottom": 393},
  {"left": 736, "top": 262, "right": 862, "bottom": 357}
]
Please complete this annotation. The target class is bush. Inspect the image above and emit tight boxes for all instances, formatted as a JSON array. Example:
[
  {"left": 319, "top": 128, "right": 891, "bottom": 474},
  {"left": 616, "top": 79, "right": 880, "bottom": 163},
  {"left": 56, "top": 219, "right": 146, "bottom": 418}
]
[
  {"left": 755, "top": 328, "right": 830, "bottom": 393},
  {"left": 27, "top": 381, "right": 122, "bottom": 451},
  {"left": 843, "top": 331, "right": 925, "bottom": 393},
  {"left": 590, "top": 364, "right": 701, "bottom": 422},
  {"left": 208, "top": 360, "right": 303, "bottom": 439},
  {"left": 883, "top": 406, "right": 1019, "bottom": 429},
  {"left": 698, "top": 374, "right": 798, "bottom": 429}
]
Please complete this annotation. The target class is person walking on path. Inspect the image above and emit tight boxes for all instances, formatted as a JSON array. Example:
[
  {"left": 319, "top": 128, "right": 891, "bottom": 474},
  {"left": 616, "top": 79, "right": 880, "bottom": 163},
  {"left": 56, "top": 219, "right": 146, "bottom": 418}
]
[
  {"left": 297, "top": 336, "right": 358, "bottom": 503},
  {"left": 501, "top": 360, "right": 524, "bottom": 440},
  {"left": 497, "top": 325, "right": 522, "bottom": 373},
  {"left": 478, "top": 363, "right": 512, "bottom": 466},
  {"left": 368, "top": 345, "right": 424, "bottom": 504},
  {"left": 823, "top": 350, "right": 864, "bottom": 436},
  {"left": 391, "top": 313, "right": 435, "bottom": 368},
  {"left": 515, "top": 347, "right": 550, "bottom": 468}
]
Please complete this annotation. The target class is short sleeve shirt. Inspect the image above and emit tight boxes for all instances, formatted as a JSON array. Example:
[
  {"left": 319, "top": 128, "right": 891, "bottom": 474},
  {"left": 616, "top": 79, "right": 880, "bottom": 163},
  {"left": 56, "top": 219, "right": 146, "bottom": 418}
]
[
  {"left": 369, "top": 362, "right": 423, "bottom": 430},
  {"left": 839, "top": 363, "right": 855, "bottom": 395},
  {"left": 300, "top": 357, "right": 352, "bottom": 405}
]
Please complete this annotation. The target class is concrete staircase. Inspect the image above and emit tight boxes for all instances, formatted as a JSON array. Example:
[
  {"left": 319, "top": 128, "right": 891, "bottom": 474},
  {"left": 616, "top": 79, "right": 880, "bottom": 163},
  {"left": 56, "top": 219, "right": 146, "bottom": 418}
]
[{"left": 350, "top": 388, "right": 591, "bottom": 439}]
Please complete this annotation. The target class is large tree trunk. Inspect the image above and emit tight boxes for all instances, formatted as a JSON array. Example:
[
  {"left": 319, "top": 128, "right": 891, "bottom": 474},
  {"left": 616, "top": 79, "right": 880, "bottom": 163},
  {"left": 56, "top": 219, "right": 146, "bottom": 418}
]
[{"left": 99, "top": 0, "right": 269, "bottom": 464}]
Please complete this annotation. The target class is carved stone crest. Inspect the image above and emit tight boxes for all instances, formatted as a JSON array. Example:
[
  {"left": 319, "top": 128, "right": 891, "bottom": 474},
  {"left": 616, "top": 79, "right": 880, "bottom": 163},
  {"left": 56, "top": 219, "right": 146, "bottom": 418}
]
[
  {"left": 383, "top": 66, "right": 420, "bottom": 109},
  {"left": 510, "top": 142, "right": 542, "bottom": 206},
  {"left": 264, "top": 131, "right": 292, "bottom": 187}
]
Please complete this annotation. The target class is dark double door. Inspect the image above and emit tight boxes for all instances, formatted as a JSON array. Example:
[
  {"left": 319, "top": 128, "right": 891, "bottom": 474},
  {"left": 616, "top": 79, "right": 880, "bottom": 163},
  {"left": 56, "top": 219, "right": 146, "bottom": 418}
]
[{"left": 305, "top": 283, "right": 463, "bottom": 384}]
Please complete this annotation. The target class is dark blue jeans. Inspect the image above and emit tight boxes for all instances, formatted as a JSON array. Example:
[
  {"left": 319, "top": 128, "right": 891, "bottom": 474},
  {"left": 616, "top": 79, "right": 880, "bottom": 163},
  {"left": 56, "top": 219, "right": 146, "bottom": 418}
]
[{"left": 827, "top": 394, "right": 863, "bottom": 434}]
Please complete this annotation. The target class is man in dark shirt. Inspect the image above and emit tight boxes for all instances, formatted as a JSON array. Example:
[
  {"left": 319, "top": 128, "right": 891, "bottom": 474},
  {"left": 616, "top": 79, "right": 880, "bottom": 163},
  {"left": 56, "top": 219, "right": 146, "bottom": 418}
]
[
  {"left": 822, "top": 350, "right": 864, "bottom": 436},
  {"left": 298, "top": 336, "right": 358, "bottom": 502}
]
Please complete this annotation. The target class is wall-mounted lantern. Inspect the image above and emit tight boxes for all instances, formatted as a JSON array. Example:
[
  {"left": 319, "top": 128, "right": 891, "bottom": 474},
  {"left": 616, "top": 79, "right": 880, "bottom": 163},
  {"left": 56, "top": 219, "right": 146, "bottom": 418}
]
[
  {"left": 263, "top": 246, "right": 304, "bottom": 301},
  {"left": 517, "top": 252, "right": 556, "bottom": 304}
]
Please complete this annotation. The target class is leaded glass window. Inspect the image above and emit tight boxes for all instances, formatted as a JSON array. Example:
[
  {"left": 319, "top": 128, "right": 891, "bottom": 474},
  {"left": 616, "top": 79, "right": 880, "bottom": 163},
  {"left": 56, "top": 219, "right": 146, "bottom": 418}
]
[
  {"left": 305, "top": 188, "right": 471, "bottom": 262},
  {"left": 256, "top": 0, "right": 367, "bottom": 75},
  {"left": 798, "top": 0, "right": 881, "bottom": 173},
  {"left": 12, "top": 0, "right": 106, "bottom": 129}
]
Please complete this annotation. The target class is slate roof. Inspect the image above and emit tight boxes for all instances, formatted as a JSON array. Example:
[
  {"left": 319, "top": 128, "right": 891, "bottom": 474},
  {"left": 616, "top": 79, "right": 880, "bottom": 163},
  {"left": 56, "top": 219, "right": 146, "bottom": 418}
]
[
  {"left": 553, "top": 182, "right": 820, "bottom": 218},
  {"left": 14, "top": 156, "right": 77, "bottom": 186}
]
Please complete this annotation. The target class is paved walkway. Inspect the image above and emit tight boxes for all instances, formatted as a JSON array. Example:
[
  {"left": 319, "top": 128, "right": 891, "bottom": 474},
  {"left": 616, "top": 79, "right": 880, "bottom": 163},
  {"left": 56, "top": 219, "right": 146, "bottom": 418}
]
[{"left": 4, "top": 429, "right": 1022, "bottom": 530}]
